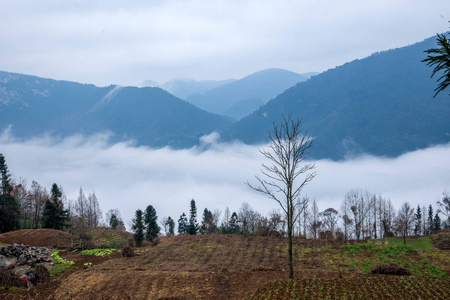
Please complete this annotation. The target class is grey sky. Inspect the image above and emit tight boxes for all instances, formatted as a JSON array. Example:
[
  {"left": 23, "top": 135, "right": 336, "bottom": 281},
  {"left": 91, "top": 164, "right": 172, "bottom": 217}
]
[
  {"left": 1, "top": 0, "right": 449, "bottom": 86},
  {"left": 1, "top": 131, "right": 449, "bottom": 227}
]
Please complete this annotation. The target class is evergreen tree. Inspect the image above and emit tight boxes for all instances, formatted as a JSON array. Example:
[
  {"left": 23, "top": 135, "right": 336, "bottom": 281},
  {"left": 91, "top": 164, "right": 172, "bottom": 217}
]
[
  {"left": 41, "top": 184, "right": 69, "bottom": 230},
  {"left": 106, "top": 209, "right": 123, "bottom": 230},
  {"left": 414, "top": 205, "right": 422, "bottom": 236},
  {"left": 187, "top": 199, "right": 199, "bottom": 235},
  {"left": 0, "top": 154, "right": 20, "bottom": 233},
  {"left": 178, "top": 213, "right": 188, "bottom": 234},
  {"left": 200, "top": 208, "right": 216, "bottom": 234},
  {"left": 132, "top": 209, "right": 145, "bottom": 247},
  {"left": 166, "top": 216, "right": 175, "bottom": 235},
  {"left": 427, "top": 205, "right": 434, "bottom": 235},
  {"left": 144, "top": 205, "right": 160, "bottom": 242},
  {"left": 433, "top": 213, "right": 441, "bottom": 232},
  {"left": 228, "top": 212, "right": 240, "bottom": 234},
  {"left": 423, "top": 31, "right": 450, "bottom": 97},
  {"left": 109, "top": 214, "right": 119, "bottom": 229}
]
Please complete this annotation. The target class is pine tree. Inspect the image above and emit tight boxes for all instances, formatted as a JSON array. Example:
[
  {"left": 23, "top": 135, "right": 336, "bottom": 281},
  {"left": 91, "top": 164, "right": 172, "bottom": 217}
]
[
  {"left": 166, "top": 216, "right": 175, "bottom": 235},
  {"left": 144, "top": 205, "right": 160, "bottom": 242},
  {"left": 41, "top": 184, "right": 69, "bottom": 230},
  {"left": 200, "top": 208, "right": 216, "bottom": 234},
  {"left": 187, "top": 199, "right": 199, "bottom": 235},
  {"left": 109, "top": 214, "right": 119, "bottom": 229},
  {"left": 132, "top": 209, "right": 145, "bottom": 247},
  {"left": 414, "top": 205, "right": 422, "bottom": 236},
  {"left": 178, "top": 213, "right": 188, "bottom": 234},
  {"left": 433, "top": 213, "right": 441, "bottom": 232},
  {"left": 228, "top": 212, "right": 240, "bottom": 234},
  {"left": 427, "top": 205, "right": 434, "bottom": 235},
  {"left": 0, "top": 154, "right": 20, "bottom": 233}
]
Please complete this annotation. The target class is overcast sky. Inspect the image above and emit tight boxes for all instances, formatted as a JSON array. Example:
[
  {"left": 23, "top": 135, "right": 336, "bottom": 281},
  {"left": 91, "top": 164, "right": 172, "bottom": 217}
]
[
  {"left": 1, "top": 130, "right": 449, "bottom": 228},
  {"left": 1, "top": 0, "right": 449, "bottom": 86}
]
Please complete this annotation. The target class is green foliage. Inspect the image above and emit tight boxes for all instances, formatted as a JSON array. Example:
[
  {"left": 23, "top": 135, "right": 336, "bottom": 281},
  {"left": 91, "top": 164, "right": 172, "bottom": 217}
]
[
  {"left": 178, "top": 212, "right": 188, "bottom": 234},
  {"left": 51, "top": 251, "right": 75, "bottom": 265},
  {"left": 109, "top": 214, "right": 119, "bottom": 230},
  {"left": 166, "top": 216, "right": 175, "bottom": 235},
  {"left": 0, "top": 153, "right": 20, "bottom": 233},
  {"left": 49, "top": 264, "right": 72, "bottom": 277},
  {"left": 41, "top": 183, "right": 70, "bottom": 230},
  {"left": 49, "top": 251, "right": 74, "bottom": 277},
  {"left": 427, "top": 265, "right": 448, "bottom": 278},
  {"left": 423, "top": 32, "right": 450, "bottom": 97},
  {"left": 80, "top": 248, "right": 117, "bottom": 256},
  {"left": 144, "top": 205, "right": 160, "bottom": 242},
  {"left": 132, "top": 209, "right": 145, "bottom": 247},
  {"left": 200, "top": 208, "right": 216, "bottom": 234},
  {"left": 188, "top": 199, "right": 199, "bottom": 235}
]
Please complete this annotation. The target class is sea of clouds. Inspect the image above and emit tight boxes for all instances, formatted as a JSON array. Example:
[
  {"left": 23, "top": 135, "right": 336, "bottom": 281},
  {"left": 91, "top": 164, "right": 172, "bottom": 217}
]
[{"left": 1, "top": 129, "right": 449, "bottom": 229}]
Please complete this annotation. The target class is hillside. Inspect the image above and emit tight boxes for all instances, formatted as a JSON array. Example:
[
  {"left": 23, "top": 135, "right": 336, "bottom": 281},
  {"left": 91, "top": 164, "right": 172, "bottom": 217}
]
[
  {"left": 186, "top": 69, "right": 307, "bottom": 120},
  {"left": 1, "top": 234, "right": 448, "bottom": 299},
  {"left": 223, "top": 35, "right": 450, "bottom": 160},
  {"left": 0, "top": 72, "right": 233, "bottom": 148}
]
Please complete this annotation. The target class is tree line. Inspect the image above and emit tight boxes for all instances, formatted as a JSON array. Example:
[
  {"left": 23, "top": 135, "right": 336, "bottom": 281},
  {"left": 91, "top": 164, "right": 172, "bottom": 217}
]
[
  {"left": 0, "top": 153, "right": 125, "bottom": 236},
  {"left": 128, "top": 191, "right": 449, "bottom": 246},
  {"left": 1, "top": 151, "right": 449, "bottom": 246}
]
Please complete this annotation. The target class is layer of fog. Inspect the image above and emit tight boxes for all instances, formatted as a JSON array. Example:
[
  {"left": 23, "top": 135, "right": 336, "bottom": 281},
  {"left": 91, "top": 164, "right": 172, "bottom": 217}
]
[{"left": 1, "top": 131, "right": 449, "bottom": 229}]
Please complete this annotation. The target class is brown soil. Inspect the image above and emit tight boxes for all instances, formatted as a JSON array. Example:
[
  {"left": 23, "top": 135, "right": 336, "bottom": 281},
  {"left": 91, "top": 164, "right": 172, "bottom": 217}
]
[
  {"left": 431, "top": 230, "right": 450, "bottom": 250},
  {"left": 0, "top": 229, "right": 77, "bottom": 248},
  {"left": 0, "top": 234, "right": 448, "bottom": 299}
]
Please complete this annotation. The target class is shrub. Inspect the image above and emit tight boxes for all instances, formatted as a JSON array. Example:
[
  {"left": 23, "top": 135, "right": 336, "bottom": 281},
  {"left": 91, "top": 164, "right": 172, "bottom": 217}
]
[
  {"left": 0, "top": 267, "right": 23, "bottom": 287},
  {"left": 34, "top": 265, "right": 50, "bottom": 285},
  {"left": 122, "top": 245, "right": 135, "bottom": 257},
  {"left": 371, "top": 263, "right": 412, "bottom": 275},
  {"left": 49, "top": 264, "right": 72, "bottom": 277}
]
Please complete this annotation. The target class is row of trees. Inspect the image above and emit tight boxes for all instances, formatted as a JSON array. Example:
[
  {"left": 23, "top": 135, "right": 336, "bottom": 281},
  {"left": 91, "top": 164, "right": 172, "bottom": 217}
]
[
  {"left": 0, "top": 153, "right": 127, "bottom": 236},
  {"left": 131, "top": 205, "right": 161, "bottom": 247},
  {"left": 129, "top": 191, "right": 448, "bottom": 245}
]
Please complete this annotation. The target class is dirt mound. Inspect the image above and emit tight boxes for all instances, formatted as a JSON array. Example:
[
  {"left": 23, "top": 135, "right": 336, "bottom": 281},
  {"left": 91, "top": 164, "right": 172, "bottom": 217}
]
[
  {"left": 0, "top": 229, "right": 76, "bottom": 247},
  {"left": 430, "top": 230, "right": 450, "bottom": 250},
  {"left": 91, "top": 227, "right": 133, "bottom": 248}
]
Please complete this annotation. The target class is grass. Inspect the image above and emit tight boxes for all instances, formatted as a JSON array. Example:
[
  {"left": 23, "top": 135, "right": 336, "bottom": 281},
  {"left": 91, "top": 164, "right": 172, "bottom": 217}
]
[
  {"left": 245, "top": 277, "right": 450, "bottom": 299},
  {"left": 80, "top": 248, "right": 117, "bottom": 256},
  {"left": 48, "top": 264, "right": 73, "bottom": 277}
]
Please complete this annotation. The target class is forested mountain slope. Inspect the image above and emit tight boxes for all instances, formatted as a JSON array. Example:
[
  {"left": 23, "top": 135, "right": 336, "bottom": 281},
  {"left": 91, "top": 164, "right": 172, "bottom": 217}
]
[{"left": 223, "top": 35, "right": 450, "bottom": 160}]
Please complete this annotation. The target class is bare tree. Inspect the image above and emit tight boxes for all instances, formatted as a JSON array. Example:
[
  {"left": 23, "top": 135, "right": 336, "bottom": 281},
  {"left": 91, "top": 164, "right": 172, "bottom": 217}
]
[
  {"left": 296, "top": 196, "right": 309, "bottom": 237},
  {"left": 437, "top": 191, "right": 450, "bottom": 228},
  {"left": 394, "top": 202, "right": 416, "bottom": 245},
  {"left": 322, "top": 208, "right": 339, "bottom": 239},
  {"left": 343, "top": 189, "right": 372, "bottom": 240},
  {"left": 247, "top": 115, "right": 315, "bottom": 279},
  {"left": 308, "top": 199, "right": 322, "bottom": 240}
]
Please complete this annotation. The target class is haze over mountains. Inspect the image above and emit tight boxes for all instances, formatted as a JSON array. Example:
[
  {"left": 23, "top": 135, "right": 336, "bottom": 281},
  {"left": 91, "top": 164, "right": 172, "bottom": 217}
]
[
  {"left": 223, "top": 35, "right": 450, "bottom": 159},
  {"left": 0, "top": 73, "right": 232, "bottom": 149},
  {"left": 1, "top": 34, "right": 449, "bottom": 160},
  {"left": 185, "top": 69, "right": 310, "bottom": 120}
]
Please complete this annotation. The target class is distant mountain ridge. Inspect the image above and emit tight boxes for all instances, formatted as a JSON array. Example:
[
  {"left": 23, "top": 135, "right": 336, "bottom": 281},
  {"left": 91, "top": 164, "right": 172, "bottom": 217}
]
[
  {"left": 186, "top": 68, "right": 308, "bottom": 120},
  {"left": 223, "top": 35, "right": 450, "bottom": 160},
  {"left": 0, "top": 71, "right": 233, "bottom": 148}
]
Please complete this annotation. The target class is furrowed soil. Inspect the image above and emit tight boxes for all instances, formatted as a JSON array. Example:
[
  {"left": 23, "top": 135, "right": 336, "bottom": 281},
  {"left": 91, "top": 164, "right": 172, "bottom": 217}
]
[{"left": 1, "top": 232, "right": 449, "bottom": 299}]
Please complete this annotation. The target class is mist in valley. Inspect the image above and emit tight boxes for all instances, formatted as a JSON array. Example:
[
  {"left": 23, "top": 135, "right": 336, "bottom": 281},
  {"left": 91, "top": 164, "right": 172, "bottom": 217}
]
[{"left": 2, "top": 129, "right": 449, "bottom": 227}]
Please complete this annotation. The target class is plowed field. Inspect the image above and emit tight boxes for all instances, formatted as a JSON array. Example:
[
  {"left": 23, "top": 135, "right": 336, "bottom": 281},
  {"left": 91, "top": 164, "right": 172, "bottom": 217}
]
[{"left": 1, "top": 233, "right": 449, "bottom": 299}]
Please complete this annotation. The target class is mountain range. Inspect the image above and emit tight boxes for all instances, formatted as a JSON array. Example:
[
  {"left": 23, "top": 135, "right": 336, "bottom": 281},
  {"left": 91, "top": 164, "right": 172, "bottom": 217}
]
[
  {"left": 223, "top": 35, "right": 450, "bottom": 159},
  {"left": 185, "top": 68, "right": 309, "bottom": 120},
  {"left": 1, "top": 34, "right": 449, "bottom": 160},
  {"left": 0, "top": 72, "right": 232, "bottom": 148}
]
